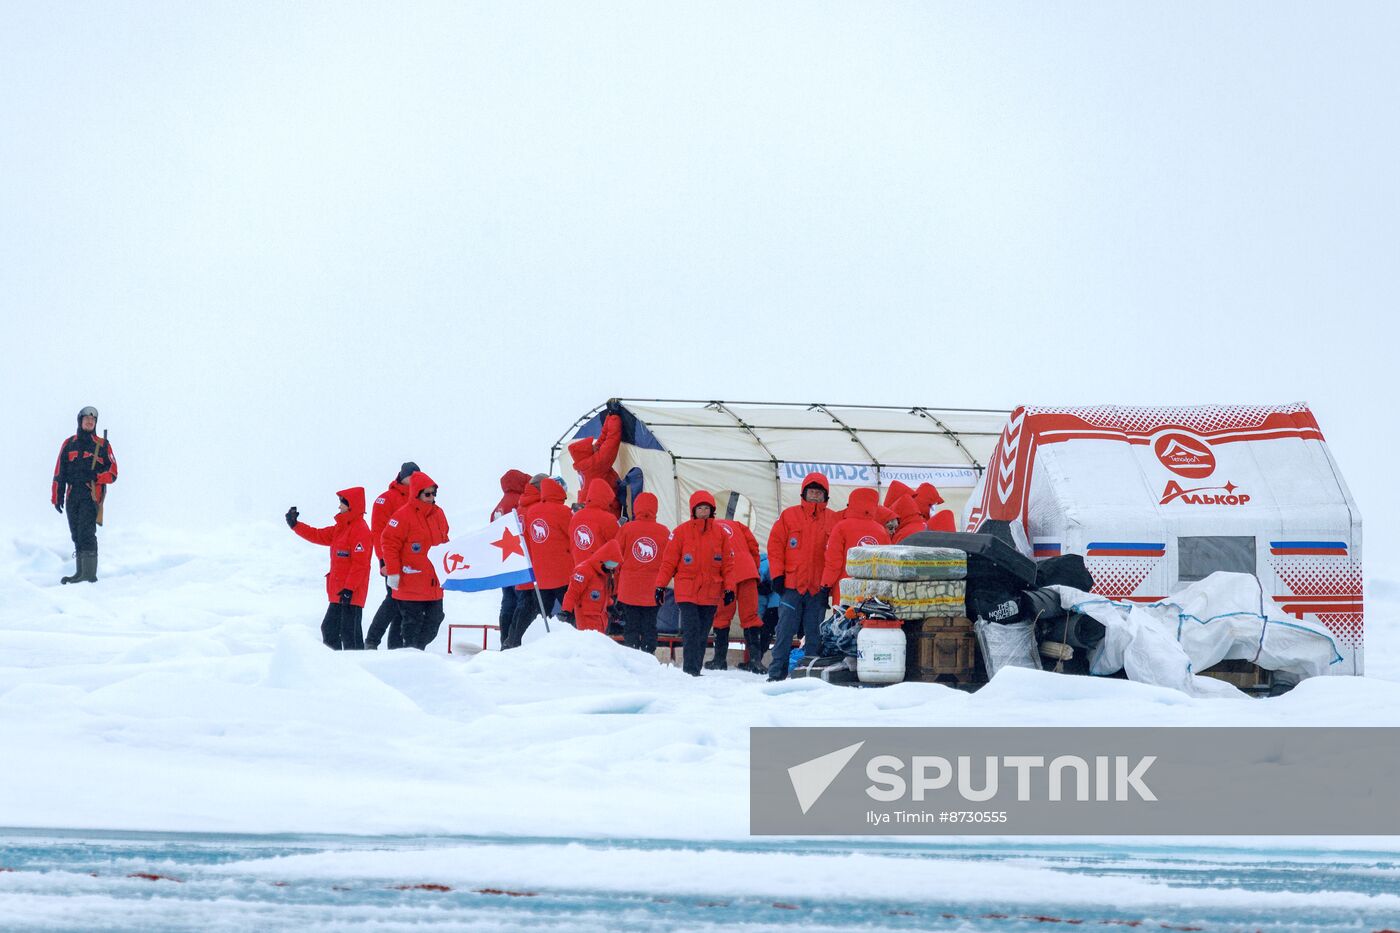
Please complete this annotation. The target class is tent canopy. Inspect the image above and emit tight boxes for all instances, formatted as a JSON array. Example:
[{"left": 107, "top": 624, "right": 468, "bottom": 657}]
[{"left": 551, "top": 399, "right": 1009, "bottom": 544}]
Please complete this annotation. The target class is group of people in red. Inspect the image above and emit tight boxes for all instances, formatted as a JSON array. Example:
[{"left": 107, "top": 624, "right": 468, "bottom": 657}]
[
  {"left": 762, "top": 474, "right": 953, "bottom": 680},
  {"left": 286, "top": 461, "right": 451, "bottom": 652},
  {"left": 493, "top": 444, "right": 956, "bottom": 679},
  {"left": 283, "top": 399, "right": 957, "bottom": 680}
]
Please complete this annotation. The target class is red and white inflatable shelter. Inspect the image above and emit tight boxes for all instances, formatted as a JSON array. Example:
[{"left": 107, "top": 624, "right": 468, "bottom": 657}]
[{"left": 965, "top": 404, "right": 1364, "bottom": 674}]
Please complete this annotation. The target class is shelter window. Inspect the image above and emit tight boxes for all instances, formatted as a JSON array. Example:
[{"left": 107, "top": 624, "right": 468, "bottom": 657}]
[
  {"left": 714, "top": 490, "right": 755, "bottom": 526},
  {"left": 1178, "top": 536, "right": 1256, "bottom": 583}
]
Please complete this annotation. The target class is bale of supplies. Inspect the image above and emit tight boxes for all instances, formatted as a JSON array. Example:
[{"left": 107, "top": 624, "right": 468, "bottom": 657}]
[
  {"left": 839, "top": 577, "right": 966, "bottom": 619},
  {"left": 845, "top": 545, "right": 967, "bottom": 582}
]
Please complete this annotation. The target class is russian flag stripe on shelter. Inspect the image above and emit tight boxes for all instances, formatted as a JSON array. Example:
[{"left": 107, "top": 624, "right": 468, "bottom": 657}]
[
  {"left": 1085, "top": 542, "right": 1167, "bottom": 557},
  {"left": 431, "top": 512, "right": 536, "bottom": 593},
  {"left": 1269, "top": 541, "right": 1349, "bottom": 556}
]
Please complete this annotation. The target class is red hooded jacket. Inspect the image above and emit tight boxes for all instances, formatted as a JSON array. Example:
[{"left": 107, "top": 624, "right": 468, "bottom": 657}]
[
  {"left": 883, "top": 480, "right": 916, "bottom": 511},
  {"left": 562, "top": 538, "right": 622, "bottom": 633},
  {"left": 927, "top": 509, "right": 957, "bottom": 532},
  {"left": 616, "top": 492, "right": 670, "bottom": 607},
  {"left": 654, "top": 491, "right": 734, "bottom": 606},
  {"left": 719, "top": 519, "right": 760, "bottom": 588},
  {"left": 294, "top": 486, "right": 374, "bottom": 607},
  {"left": 568, "top": 413, "right": 623, "bottom": 516},
  {"left": 491, "top": 469, "right": 531, "bottom": 522},
  {"left": 765, "top": 473, "right": 840, "bottom": 595},
  {"left": 568, "top": 479, "right": 621, "bottom": 567},
  {"left": 891, "top": 495, "right": 927, "bottom": 543},
  {"left": 915, "top": 482, "right": 945, "bottom": 518},
  {"left": 380, "top": 472, "right": 451, "bottom": 602},
  {"left": 371, "top": 476, "right": 412, "bottom": 564},
  {"left": 521, "top": 477, "right": 574, "bottom": 589},
  {"left": 822, "top": 487, "right": 892, "bottom": 589},
  {"left": 916, "top": 482, "right": 957, "bottom": 530}
]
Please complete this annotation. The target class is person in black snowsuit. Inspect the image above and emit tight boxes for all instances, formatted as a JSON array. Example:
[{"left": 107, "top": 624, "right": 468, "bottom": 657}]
[{"left": 52, "top": 406, "right": 118, "bottom": 584}]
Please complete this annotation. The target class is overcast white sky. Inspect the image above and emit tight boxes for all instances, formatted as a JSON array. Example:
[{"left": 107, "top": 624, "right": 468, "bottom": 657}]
[{"left": 2, "top": 2, "right": 1395, "bottom": 566}]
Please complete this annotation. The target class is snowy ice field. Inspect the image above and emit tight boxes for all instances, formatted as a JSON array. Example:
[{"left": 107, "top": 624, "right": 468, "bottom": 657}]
[{"left": 2, "top": 519, "right": 1399, "bottom": 930}]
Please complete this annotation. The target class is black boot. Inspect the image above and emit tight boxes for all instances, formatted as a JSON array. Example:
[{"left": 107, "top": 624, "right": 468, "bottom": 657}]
[
  {"left": 744, "top": 627, "right": 767, "bottom": 675},
  {"left": 80, "top": 551, "right": 98, "bottom": 583},
  {"left": 705, "top": 627, "right": 730, "bottom": 671},
  {"left": 60, "top": 552, "right": 81, "bottom": 585}
]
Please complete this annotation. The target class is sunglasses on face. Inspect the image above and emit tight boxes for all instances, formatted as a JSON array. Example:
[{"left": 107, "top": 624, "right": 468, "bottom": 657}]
[{"left": 420, "top": 490, "right": 437, "bottom": 499}]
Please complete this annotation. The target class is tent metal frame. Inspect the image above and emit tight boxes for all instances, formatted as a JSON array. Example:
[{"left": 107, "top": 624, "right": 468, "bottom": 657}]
[{"left": 549, "top": 398, "right": 1009, "bottom": 477}]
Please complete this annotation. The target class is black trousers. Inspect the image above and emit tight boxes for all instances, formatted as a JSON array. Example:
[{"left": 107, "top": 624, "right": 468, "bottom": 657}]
[
  {"left": 676, "top": 602, "right": 716, "bottom": 675},
  {"left": 320, "top": 603, "right": 364, "bottom": 650},
  {"left": 66, "top": 489, "right": 98, "bottom": 553},
  {"left": 759, "top": 606, "right": 780, "bottom": 658},
  {"left": 621, "top": 602, "right": 659, "bottom": 654},
  {"left": 506, "top": 586, "right": 565, "bottom": 649},
  {"left": 397, "top": 599, "right": 445, "bottom": 651},
  {"left": 498, "top": 587, "right": 519, "bottom": 631},
  {"left": 366, "top": 580, "right": 404, "bottom": 649}
]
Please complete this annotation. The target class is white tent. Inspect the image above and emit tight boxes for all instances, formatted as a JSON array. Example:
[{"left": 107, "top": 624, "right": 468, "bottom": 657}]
[
  {"left": 551, "top": 399, "right": 1008, "bottom": 547},
  {"left": 964, "top": 404, "right": 1364, "bottom": 674}
]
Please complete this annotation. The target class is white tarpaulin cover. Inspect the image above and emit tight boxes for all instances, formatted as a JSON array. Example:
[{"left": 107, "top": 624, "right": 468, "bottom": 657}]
[
  {"left": 554, "top": 400, "right": 1009, "bottom": 546},
  {"left": 1056, "top": 572, "right": 1343, "bottom": 698},
  {"left": 964, "top": 403, "right": 1364, "bottom": 674}
]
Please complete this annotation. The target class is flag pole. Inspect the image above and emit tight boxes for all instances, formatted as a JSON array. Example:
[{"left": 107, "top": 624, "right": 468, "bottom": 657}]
[{"left": 513, "top": 512, "right": 551, "bottom": 635}]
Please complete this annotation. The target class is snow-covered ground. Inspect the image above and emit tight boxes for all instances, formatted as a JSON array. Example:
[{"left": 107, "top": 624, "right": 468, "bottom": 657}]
[
  {"left": 3, "top": 521, "right": 1398, "bottom": 838},
  {"left": 3, "top": 523, "right": 1399, "bottom": 929}
]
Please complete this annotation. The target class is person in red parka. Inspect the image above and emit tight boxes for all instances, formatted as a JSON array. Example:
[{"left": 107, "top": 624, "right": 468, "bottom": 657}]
[
  {"left": 877, "top": 506, "right": 898, "bottom": 539},
  {"left": 380, "top": 472, "right": 450, "bottom": 650},
  {"left": 916, "top": 481, "right": 958, "bottom": 531},
  {"left": 491, "top": 469, "right": 531, "bottom": 522},
  {"left": 569, "top": 479, "right": 621, "bottom": 569},
  {"left": 615, "top": 491, "right": 670, "bottom": 654},
  {"left": 506, "top": 476, "right": 573, "bottom": 648},
  {"left": 914, "top": 482, "right": 942, "bottom": 518},
  {"left": 286, "top": 487, "right": 373, "bottom": 650},
  {"left": 365, "top": 461, "right": 418, "bottom": 649},
  {"left": 927, "top": 508, "right": 957, "bottom": 532},
  {"left": 764, "top": 472, "right": 840, "bottom": 681},
  {"left": 490, "top": 469, "right": 531, "bottom": 644},
  {"left": 891, "top": 495, "right": 927, "bottom": 543},
  {"left": 559, "top": 539, "right": 622, "bottom": 633},
  {"left": 653, "top": 490, "right": 734, "bottom": 676},
  {"left": 883, "top": 480, "right": 916, "bottom": 511},
  {"left": 821, "top": 486, "right": 892, "bottom": 598},
  {"left": 568, "top": 405, "right": 624, "bottom": 517},
  {"left": 499, "top": 479, "right": 542, "bottom": 648},
  {"left": 716, "top": 518, "right": 763, "bottom": 673}
]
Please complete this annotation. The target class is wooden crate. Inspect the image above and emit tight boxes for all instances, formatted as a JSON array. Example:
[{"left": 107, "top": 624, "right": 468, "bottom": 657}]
[{"left": 906, "top": 616, "right": 980, "bottom": 684}]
